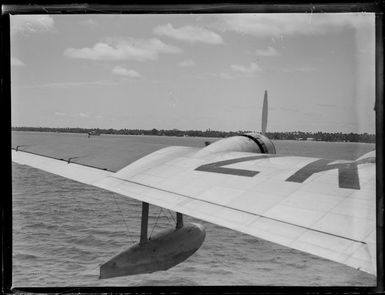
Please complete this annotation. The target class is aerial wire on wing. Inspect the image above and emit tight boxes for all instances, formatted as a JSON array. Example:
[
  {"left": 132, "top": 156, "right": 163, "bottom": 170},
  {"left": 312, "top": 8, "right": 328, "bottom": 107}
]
[
  {"left": 148, "top": 207, "right": 179, "bottom": 239},
  {"left": 149, "top": 208, "right": 163, "bottom": 239},
  {"left": 111, "top": 193, "right": 134, "bottom": 244},
  {"left": 167, "top": 209, "right": 176, "bottom": 223},
  {"left": 161, "top": 207, "right": 173, "bottom": 227}
]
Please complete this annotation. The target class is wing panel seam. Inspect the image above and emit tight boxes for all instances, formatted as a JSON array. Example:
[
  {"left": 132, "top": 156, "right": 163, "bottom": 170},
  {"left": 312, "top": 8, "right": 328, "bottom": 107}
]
[{"left": 111, "top": 176, "right": 366, "bottom": 245}]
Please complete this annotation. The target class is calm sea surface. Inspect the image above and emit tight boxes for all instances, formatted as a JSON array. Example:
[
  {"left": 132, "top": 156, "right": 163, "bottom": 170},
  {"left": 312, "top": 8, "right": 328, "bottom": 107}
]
[{"left": 11, "top": 132, "right": 376, "bottom": 287}]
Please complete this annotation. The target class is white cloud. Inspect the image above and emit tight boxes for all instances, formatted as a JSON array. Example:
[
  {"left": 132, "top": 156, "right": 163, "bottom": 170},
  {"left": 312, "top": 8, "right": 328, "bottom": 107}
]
[
  {"left": 11, "top": 57, "right": 24, "bottom": 66},
  {"left": 217, "top": 72, "right": 236, "bottom": 80},
  {"left": 231, "top": 62, "right": 261, "bottom": 74},
  {"left": 77, "top": 112, "right": 90, "bottom": 118},
  {"left": 206, "top": 63, "right": 261, "bottom": 79},
  {"left": 54, "top": 112, "right": 66, "bottom": 116},
  {"left": 64, "top": 38, "right": 182, "bottom": 61},
  {"left": 154, "top": 24, "right": 223, "bottom": 44},
  {"left": 256, "top": 46, "right": 279, "bottom": 57},
  {"left": 280, "top": 66, "right": 316, "bottom": 73},
  {"left": 79, "top": 18, "right": 97, "bottom": 27},
  {"left": 178, "top": 59, "right": 195, "bottom": 67},
  {"left": 18, "top": 80, "right": 120, "bottom": 89},
  {"left": 54, "top": 111, "right": 105, "bottom": 120},
  {"left": 213, "top": 13, "right": 373, "bottom": 37},
  {"left": 112, "top": 66, "right": 141, "bottom": 78},
  {"left": 209, "top": 70, "right": 256, "bottom": 80},
  {"left": 11, "top": 15, "right": 55, "bottom": 34}
]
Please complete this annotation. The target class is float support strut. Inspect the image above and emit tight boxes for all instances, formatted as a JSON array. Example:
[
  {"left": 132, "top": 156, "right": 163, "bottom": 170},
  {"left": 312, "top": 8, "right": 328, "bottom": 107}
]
[
  {"left": 140, "top": 202, "right": 149, "bottom": 244},
  {"left": 176, "top": 212, "right": 184, "bottom": 229}
]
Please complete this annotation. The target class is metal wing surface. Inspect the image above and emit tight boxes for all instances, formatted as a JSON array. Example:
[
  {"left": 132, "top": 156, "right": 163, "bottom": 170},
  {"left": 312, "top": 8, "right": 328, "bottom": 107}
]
[{"left": 12, "top": 139, "right": 376, "bottom": 276}]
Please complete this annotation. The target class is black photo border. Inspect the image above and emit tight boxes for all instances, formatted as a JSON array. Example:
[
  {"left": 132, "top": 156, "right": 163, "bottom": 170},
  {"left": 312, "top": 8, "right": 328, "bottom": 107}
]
[{"left": 2, "top": 1, "right": 384, "bottom": 294}]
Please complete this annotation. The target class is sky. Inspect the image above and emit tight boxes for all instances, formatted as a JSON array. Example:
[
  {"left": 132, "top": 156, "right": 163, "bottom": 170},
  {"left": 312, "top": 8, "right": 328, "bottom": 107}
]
[{"left": 10, "top": 13, "right": 375, "bottom": 133}]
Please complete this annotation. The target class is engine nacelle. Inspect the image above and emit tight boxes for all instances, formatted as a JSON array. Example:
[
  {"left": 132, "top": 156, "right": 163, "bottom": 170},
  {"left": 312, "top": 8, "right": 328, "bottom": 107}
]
[
  {"left": 244, "top": 132, "right": 276, "bottom": 154},
  {"left": 196, "top": 133, "right": 276, "bottom": 156}
]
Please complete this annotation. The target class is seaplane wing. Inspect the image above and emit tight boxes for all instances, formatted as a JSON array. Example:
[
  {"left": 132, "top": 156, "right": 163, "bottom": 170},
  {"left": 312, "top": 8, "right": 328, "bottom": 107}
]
[{"left": 12, "top": 134, "right": 376, "bottom": 276}]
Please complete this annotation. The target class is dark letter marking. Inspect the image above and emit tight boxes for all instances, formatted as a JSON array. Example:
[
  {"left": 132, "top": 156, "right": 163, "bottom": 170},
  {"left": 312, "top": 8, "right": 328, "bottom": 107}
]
[
  {"left": 285, "top": 157, "right": 375, "bottom": 190},
  {"left": 196, "top": 155, "right": 374, "bottom": 190},
  {"left": 195, "top": 155, "right": 278, "bottom": 177}
]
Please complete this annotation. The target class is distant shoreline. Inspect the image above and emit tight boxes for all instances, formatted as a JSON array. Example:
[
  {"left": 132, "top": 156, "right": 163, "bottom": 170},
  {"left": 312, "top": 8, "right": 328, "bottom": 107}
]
[{"left": 11, "top": 127, "right": 375, "bottom": 144}]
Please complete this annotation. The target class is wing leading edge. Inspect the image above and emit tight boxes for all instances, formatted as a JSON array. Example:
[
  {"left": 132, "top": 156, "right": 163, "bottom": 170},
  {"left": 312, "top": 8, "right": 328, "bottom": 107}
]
[{"left": 12, "top": 145, "right": 376, "bottom": 276}]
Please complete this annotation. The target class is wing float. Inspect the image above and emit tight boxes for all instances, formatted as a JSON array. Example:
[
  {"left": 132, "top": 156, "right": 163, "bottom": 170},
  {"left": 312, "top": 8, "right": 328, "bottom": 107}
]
[{"left": 12, "top": 92, "right": 376, "bottom": 279}]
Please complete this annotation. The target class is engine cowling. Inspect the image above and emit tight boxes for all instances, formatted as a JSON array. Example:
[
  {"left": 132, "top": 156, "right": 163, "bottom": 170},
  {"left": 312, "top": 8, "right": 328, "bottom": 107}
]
[
  {"left": 243, "top": 132, "right": 276, "bottom": 154},
  {"left": 197, "top": 132, "right": 276, "bottom": 156}
]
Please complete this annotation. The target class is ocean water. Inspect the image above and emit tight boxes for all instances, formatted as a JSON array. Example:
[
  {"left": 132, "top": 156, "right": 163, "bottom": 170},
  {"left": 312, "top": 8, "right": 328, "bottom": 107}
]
[{"left": 11, "top": 133, "right": 377, "bottom": 287}]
